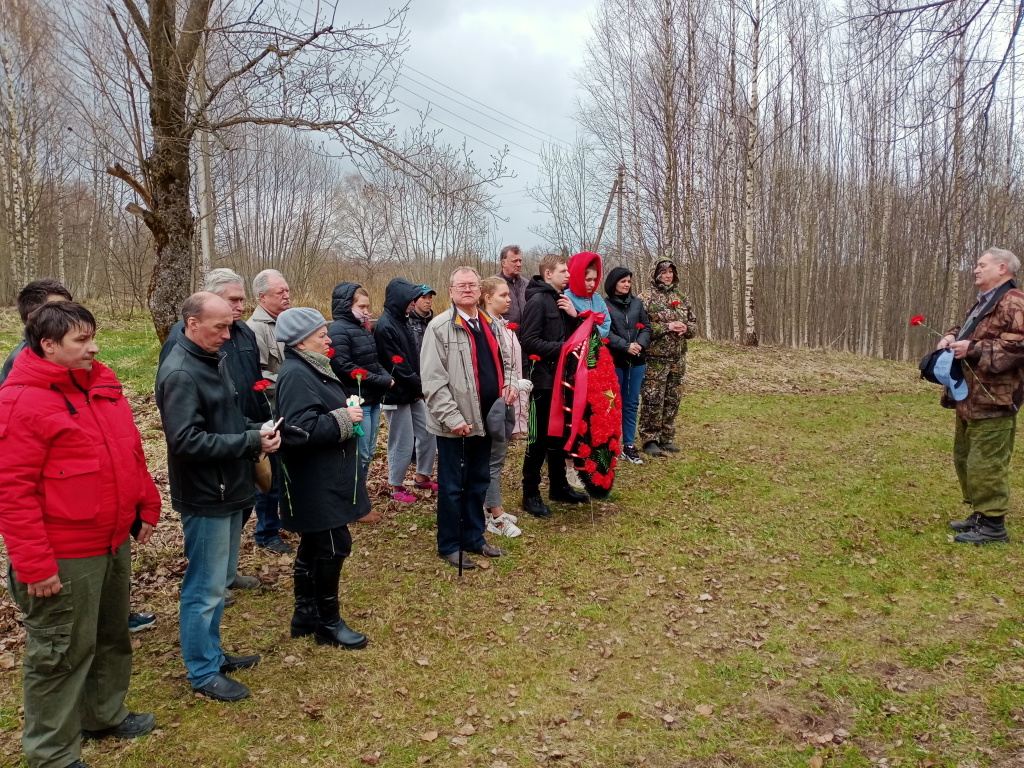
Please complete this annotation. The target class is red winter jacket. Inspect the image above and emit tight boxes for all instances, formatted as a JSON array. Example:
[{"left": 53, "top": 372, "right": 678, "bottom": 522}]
[{"left": 0, "top": 349, "right": 161, "bottom": 584}]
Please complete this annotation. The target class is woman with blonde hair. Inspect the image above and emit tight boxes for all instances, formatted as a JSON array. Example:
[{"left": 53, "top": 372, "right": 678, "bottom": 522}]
[{"left": 479, "top": 277, "right": 533, "bottom": 537}]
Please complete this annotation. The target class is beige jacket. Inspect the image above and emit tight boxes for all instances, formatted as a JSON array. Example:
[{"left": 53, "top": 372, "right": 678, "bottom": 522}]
[
  {"left": 421, "top": 308, "right": 516, "bottom": 438},
  {"left": 246, "top": 305, "right": 285, "bottom": 391}
]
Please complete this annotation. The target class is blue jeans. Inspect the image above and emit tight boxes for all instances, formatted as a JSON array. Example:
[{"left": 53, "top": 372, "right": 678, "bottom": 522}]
[
  {"left": 253, "top": 454, "right": 281, "bottom": 546},
  {"left": 436, "top": 435, "right": 491, "bottom": 556},
  {"left": 358, "top": 404, "right": 382, "bottom": 473},
  {"left": 180, "top": 511, "right": 243, "bottom": 688},
  {"left": 616, "top": 363, "right": 646, "bottom": 447}
]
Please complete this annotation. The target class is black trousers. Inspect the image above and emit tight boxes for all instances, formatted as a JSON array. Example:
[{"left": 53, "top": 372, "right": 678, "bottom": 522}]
[{"left": 522, "top": 388, "right": 568, "bottom": 497}]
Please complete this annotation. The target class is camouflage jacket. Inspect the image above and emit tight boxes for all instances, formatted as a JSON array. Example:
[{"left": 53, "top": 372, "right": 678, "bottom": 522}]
[
  {"left": 942, "top": 282, "right": 1024, "bottom": 420},
  {"left": 639, "top": 283, "right": 697, "bottom": 359}
]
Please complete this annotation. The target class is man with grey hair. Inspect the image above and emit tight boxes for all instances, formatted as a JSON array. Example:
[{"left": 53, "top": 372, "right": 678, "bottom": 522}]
[
  {"left": 160, "top": 269, "right": 291, "bottom": 558},
  {"left": 157, "top": 292, "right": 281, "bottom": 701},
  {"left": 937, "top": 247, "right": 1024, "bottom": 544},
  {"left": 247, "top": 269, "right": 290, "bottom": 394},
  {"left": 492, "top": 245, "right": 527, "bottom": 326}
]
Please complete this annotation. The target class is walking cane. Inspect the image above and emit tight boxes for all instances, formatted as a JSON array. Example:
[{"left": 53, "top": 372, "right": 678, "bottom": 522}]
[{"left": 459, "top": 434, "right": 466, "bottom": 580}]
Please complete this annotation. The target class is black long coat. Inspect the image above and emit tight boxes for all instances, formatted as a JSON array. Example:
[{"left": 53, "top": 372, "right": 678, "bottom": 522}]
[{"left": 275, "top": 348, "right": 370, "bottom": 532}]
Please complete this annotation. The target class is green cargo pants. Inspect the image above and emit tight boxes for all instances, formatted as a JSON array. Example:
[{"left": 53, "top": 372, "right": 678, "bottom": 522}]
[
  {"left": 953, "top": 415, "right": 1016, "bottom": 517},
  {"left": 9, "top": 541, "right": 133, "bottom": 768}
]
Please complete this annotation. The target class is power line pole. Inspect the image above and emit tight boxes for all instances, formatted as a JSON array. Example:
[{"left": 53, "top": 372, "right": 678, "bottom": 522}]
[
  {"left": 616, "top": 165, "right": 624, "bottom": 255},
  {"left": 593, "top": 166, "right": 623, "bottom": 253}
]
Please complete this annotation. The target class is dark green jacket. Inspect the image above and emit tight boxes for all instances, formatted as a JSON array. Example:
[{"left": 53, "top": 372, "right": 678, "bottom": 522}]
[
  {"left": 156, "top": 333, "right": 263, "bottom": 516},
  {"left": 0, "top": 338, "right": 26, "bottom": 387}
]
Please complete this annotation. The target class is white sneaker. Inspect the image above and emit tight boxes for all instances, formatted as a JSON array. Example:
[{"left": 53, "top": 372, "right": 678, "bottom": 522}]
[
  {"left": 486, "top": 515, "right": 522, "bottom": 538},
  {"left": 484, "top": 508, "right": 518, "bottom": 524},
  {"left": 566, "top": 471, "right": 586, "bottom": 491}
]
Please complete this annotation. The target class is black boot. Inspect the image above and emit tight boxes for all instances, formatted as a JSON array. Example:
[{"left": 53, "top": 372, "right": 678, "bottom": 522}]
[
  {"left": 642, "top": 440, "right": 663, "bottom": 457},
  {"left": 312, "top": 557, "right": 368, "bottom": 649},
  {"left": 948, "top": 511, "right": 981, "bottom": 532},
  {"left": 522, "top": 495, "right": 552, "bottom": 518},
  {"left": 954, "top": 515, "right": 1010, "bottom": 544},
  {"left": 290, "top": 550, "right": 317, "bottom": 638}
]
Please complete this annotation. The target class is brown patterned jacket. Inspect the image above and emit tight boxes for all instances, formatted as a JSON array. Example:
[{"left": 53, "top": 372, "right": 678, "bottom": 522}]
[{"left": 942, "top": 282, "right": 1024, "bottom": 420}]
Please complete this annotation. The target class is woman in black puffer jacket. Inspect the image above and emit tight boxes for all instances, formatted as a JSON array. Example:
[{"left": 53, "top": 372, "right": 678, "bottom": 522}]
[
  {"left": 275, "top": 307, "right": 370, "bottom": 650},
  {"left": 604, "top": 266, "right": 652, "bottom": 464},
  {"left": 328, "top": 282, "right": 393, "bottom": 477}
]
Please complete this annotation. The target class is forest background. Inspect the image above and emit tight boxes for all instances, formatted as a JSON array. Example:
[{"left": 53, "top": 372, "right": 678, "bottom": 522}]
[{"left": 1, "top": 0, "right": 1022, "bottom": 354}]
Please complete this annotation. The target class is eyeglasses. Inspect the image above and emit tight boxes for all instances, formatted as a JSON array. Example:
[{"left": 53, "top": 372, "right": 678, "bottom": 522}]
[{"left": 451, "top": 283, "right": 480, "bottom": 291}]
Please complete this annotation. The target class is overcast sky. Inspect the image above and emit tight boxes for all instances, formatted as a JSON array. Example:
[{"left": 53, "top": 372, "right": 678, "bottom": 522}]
[{"left": 361, "top": 0, "right": 599, "bottom": 252}]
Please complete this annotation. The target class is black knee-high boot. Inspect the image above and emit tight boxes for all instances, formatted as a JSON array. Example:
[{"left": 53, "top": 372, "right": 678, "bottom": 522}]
[
  {"left": 290, "top": 549, "right": 317, "bottom": 638},
  {"left": 312, "top": 557, "right": 368, "bottom": 649}
]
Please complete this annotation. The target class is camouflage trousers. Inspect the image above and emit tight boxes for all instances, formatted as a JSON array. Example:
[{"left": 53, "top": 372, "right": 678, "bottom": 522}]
[
  {"left": 639, "top": 356, "right": 686, "bottom": 446},
  {"left": 953, "top": 415, "right": 1016, "bottom": 516}
]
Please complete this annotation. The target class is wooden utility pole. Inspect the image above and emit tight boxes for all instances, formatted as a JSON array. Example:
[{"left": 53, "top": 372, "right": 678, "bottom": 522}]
[
  {"left": 616, "top": 165, "right": 624, "bottom": 255},
  {"left": 593, "top": 165, "right": 624, "bottom": 253}
]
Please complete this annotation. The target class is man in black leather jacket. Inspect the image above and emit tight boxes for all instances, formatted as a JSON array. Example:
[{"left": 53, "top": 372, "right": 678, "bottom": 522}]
[{"left": 156, "top": 292, "right": 281, "bottom": 703}]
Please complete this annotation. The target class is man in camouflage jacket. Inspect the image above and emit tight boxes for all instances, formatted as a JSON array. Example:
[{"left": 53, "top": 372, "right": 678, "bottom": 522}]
[
  {"left": 940, "top": 247, "right": 1024, "bottom": 544},
  {"left": 638, "top": 259, "right": 697, "bottom": 457}
]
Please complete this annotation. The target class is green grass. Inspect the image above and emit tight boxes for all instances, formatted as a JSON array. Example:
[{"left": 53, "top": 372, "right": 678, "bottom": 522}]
[{"left": 1, "top": 318, "right": 1023, "bottom": 767}]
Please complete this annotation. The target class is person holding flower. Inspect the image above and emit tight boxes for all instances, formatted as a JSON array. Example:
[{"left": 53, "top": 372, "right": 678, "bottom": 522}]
[
  {"left": 274, "top": 308, "right": 370, "bottom": 648},
  {"left": 605, "top": 266, "right": 652, "bottom": 465},
  {"left": 327, "top": 282, "right": 393, "bottom": 478},
  {"left": 936, "top": 247, "right": 1024, "bottom": 544},
  {"left": 638, "top": 259, "right": 697, "bottom": 458},
  {"left": 479, "top": 277, "right": 533, "bottom": 538}
]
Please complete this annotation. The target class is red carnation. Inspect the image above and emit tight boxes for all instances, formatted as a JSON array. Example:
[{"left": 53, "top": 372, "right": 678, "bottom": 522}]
[
  {"left": 529, "top": 354, "right": 542, "bottom": 362},
  {"left": 909, "top": 315, "right": 925, "bottom": 326},
  {"left": 636, "top": 323, "right": 645, "bottom": 329},
  {"left": 391, "top": 355, "right": 404, "bottom": 365},
  {"left": 584, "top": 460, "right": 597, "bottom": 474},
  {"left": 609, "top": 438, "right": 620, "bottom": 454},
  {"left": 507, "top": 323, "right": 519, "bottom": 331},
  {"left": 601, "top": 338, "right": 610, "bottom": 345},
  {"left": 592, "top": 471, "right": 604, "bottom": 485},
  {"left": 253, "top": 379, "right": 271, "bottom": 392},
  {"left": 351, "top": 368, "right": 369, "bottom": 380},
  {"left": 577, "top": 444, "right": 591, "bottom": 458},
  {"left": 326, "top": 347, "right": 335, "bottom": 359},
  {"left": 670, "top": 300, "right": 680, "bottom": 307}
]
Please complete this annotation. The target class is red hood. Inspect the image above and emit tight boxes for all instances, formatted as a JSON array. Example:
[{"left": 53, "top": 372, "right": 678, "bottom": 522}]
[
  {"left": 568, "top": 251, "right": 602, "bottom": 298},
  {"left": 2, "top": 346, "right": 120, "bottom": 395}
]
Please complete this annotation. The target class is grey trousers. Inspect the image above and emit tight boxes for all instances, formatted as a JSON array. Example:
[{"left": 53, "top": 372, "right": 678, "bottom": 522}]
[
  {"left": 384, "top": 400, "right": 437, "bottom": 486},
  {"left": 10, "top": 541, "right": 133, "bottom": 768},
  {"left": 485, "top": 437, "right": 511, "bottom": 509}
]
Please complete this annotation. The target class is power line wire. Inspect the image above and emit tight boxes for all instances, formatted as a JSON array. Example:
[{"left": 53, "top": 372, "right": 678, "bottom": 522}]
[
  {"left": 393, "top": 69, "right": 574, "bottom": 151},
  {"left": 401, "top": 63, "right": 575, "bottom": 148}
]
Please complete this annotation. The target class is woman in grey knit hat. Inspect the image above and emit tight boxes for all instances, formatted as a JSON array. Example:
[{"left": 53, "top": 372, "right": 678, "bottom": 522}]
[{"left": 274, "top": 307, "right": 370, "bottom": 649}]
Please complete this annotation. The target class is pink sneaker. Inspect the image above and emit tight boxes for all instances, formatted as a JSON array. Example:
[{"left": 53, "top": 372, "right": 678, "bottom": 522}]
[
  {"left": 414, "top": 480, "right": 439, "bottom": 493},
  {"left": 391, "top": 490, "right": 417, "bottom": 503}
]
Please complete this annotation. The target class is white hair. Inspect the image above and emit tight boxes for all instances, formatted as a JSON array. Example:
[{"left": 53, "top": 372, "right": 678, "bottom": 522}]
[
  {"left": 253, "top": 269, "right": 286, "bottom": 297},
  {"left": 203, "top": 268, "right": 245, "bottom": 296},
  {"left": 983, "top": 247, "right": 1020, "bottom": 276}
]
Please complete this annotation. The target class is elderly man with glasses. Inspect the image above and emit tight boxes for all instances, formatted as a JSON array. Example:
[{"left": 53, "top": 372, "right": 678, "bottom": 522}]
[{"left": 420, "top": 268, "right": 519, "bottom": 570}]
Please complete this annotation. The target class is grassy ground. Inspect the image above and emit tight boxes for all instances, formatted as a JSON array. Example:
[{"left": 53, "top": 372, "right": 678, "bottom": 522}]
[{"left": 0, "top": 316, "right": 1022, "bottom": 767}]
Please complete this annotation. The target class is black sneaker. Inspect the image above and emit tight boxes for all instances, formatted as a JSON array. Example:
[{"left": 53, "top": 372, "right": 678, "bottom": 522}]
[
  {"left": 642, "top": 440, "right": 663, "bottom": 457},
  {"left": 128, "top": 612, "right": 156, "bottom": 633},
  {"left": 621, "top": 445, "right": 644, "bottom": 465},
  {"left": 229, "top": 574, "right": 261, "bottom": 590},
  {"left": 193, "top": 673, "right": 251, "bottom": 702},
  {"left": 522, "top": 495, "right": 552, "bottom": 518},
  {"left": 550, "top": 486, "right": 589, "bottom": 504},
  {"left": 948, "top": 512, "right": 980, "bottom": 532},
  {"left": 954, "top": 515, "right": 1010, "bottom": 544},
  {"left": 659, "top": 442, "right": 680, "bottom": 453},
  {"left": 220, "top": 653, "right": 261, "bottom": 673},
  {"left": 258, "top": 536, "right": 294, "bottom": 554},
  {"left": 82, "top": 712, "right": 155, "bottom": 740}
]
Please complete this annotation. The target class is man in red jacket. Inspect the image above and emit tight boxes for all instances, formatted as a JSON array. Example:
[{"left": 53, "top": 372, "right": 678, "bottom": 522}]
[{"left": 0, "top": 302, "right": 161, "bottom": 768}]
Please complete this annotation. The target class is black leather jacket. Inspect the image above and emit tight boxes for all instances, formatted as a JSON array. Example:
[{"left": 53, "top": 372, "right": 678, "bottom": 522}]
[{"left": 156, "top": 333, "right": 263, "bottom": 516}]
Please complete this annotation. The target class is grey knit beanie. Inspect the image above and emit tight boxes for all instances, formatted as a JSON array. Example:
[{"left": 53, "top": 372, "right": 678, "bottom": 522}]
[{"left": 275, "top": 307, "right": 328, "bottom": 347}]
